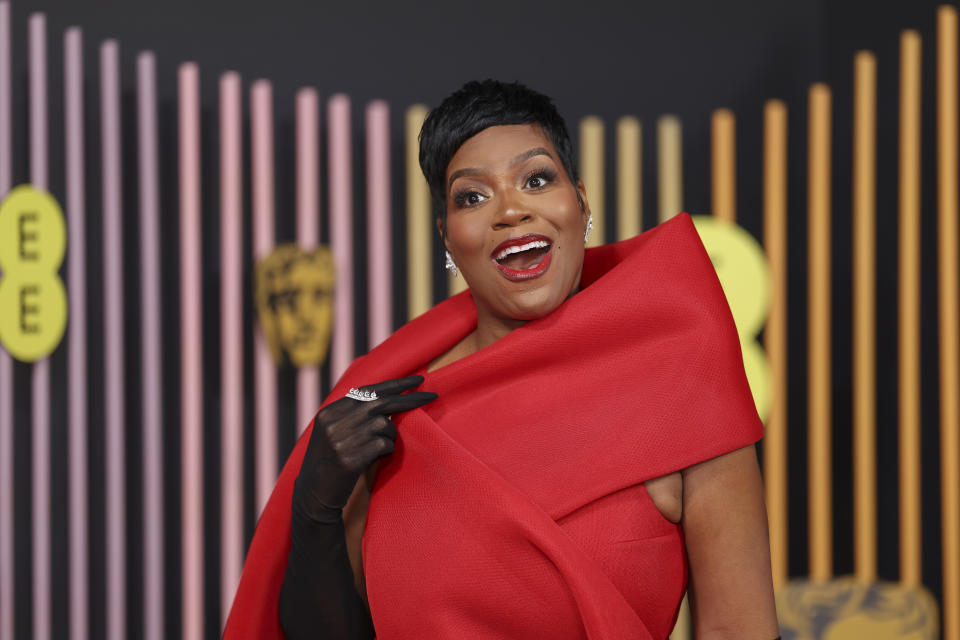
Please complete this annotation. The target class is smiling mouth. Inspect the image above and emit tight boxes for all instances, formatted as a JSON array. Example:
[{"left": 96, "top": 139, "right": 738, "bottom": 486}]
[{"left": 491, "top": 234, "right": 554, "bottom": 281}]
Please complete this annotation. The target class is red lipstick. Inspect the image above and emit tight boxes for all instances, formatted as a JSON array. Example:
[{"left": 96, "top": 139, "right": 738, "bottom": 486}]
[{"left": 490, "top": 234, "right": 554, "bottom": 281}]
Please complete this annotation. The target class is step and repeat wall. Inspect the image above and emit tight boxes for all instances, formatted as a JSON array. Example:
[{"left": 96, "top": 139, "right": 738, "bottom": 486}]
[{"left": 0, "top": 1, "right": 958, "bottom": 639}]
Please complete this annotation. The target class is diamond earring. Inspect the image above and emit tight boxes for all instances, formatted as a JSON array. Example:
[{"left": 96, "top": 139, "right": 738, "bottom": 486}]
[
  {"left": 445, "top": 250, "right": 458, "bottom": 277},
  {"left": 584, "top": 213, "right": 594, "bottom": 244}
]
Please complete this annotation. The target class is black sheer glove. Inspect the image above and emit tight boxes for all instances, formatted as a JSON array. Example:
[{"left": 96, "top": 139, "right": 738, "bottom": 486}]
[{"left": 279, "top": 376, "right": 437, "bottom": 640}]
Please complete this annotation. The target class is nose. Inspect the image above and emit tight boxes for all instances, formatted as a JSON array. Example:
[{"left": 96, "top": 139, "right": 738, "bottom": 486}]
[{"left": 491, "top": 189, "right": 534, "bottom": 230}]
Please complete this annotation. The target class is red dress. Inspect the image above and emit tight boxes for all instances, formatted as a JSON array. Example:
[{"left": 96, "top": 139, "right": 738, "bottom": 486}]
[{"left": 224, "top": 213, "right": 763, "bottom": 639}]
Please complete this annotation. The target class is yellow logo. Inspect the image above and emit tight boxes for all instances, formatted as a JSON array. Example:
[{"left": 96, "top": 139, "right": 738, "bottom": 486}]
[
  {"left": 254, "top": 244, "right": 335, "bottom": 367},
  {"left": 692, "top": 215, "right": 770, "bottom": 422},
  {"left": 0, "top": 185, "right": 68, "bottom": 362}
]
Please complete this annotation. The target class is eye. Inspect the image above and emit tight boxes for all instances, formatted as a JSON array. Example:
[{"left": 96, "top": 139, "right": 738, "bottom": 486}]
[
  {"left": 524, "top": 168, "right": 557, "bottom": 190},
  {"left": 452, "top": 189, "right": 487, "bottom": 208}
]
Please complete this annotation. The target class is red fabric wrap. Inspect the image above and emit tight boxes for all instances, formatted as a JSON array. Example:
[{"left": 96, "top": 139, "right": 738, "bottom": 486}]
[{"left": 224, "top": 213, "right": 763, "bottom": 639}]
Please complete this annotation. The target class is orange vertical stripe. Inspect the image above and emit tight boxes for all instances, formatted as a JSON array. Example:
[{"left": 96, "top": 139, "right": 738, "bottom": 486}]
[
  {"left": 937, "top": 7, "right": 960, "bottom": 639},
  {"left": 762, "top": 99, "right": 788, "bottom": 590},
  {"left": 711, "top": 108, "right": 736, "bottom": 223},
  {"left": 853, "top": 50, "right": 878, "bottom": 582},
  {"left": 807, "top": 83, "right": 833, "bottom": 581},
  {"left": 898, "top": 29, "right": 923, "bottom": 588}
]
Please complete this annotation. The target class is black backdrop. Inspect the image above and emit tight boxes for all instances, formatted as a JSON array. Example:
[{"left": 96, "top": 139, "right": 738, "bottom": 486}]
[{"left": 4, "top": 0, "right": 954, "bottom": 637}]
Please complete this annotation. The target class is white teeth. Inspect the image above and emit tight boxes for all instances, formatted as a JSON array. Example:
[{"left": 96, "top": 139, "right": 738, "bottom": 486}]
[{"left": 495, "top": 240, "right": 549, "bottom": 261}]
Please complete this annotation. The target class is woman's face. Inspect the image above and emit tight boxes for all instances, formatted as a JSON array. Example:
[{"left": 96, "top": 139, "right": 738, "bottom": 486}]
[{"left": 441, "top": 124, "right": 590, "bottom": 326}]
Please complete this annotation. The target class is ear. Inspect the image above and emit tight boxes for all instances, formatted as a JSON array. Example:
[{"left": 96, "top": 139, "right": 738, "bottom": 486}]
[
  {"left": 576, "top": 180, "right": 590, "bottom": 218},
  {"left": 435, "top": 217, "right": 448, "bottom": 251}
]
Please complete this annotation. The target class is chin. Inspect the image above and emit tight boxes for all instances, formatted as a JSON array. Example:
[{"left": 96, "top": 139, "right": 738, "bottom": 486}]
[{"left": 499, "top": 288, "right": 568, "bottom": 322}]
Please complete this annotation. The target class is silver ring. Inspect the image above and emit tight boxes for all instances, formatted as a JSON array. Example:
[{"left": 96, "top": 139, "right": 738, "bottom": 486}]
[{"left": 346, "top": 387, "right": 378, "bottom": 402}]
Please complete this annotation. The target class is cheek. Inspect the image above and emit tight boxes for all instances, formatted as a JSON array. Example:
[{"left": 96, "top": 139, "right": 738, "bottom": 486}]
[
  {"left": 555, "top": 207, "right": 588, "bottom": 246},
  {"left": 445, "top": 217, "right": 487, "bottom": 257},
  {"left": 550, "top": 192, "right": 586, "bottom": 224}
]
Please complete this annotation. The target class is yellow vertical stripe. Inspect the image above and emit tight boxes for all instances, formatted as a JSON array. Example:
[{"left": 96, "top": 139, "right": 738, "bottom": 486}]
[
  {"left": 807, "top": 82, "right": 833, "bottom": 581},
  {"left": 937, "top": 7, "right": 960, "bottom": 640},
  {"left": 898, "top": 29, "right": 923, "bottom": 588},
  {"left": 580, "top": 117, "right": 605, "bottom": 246},
  {"left": 616, "top": 116, "right": 642, "bottom": 239},
  {"left": 406, "top": 105, "right": 432, "bottom": 319},
  {"left": 657, "top": 115, "right": 683, "bottom": 222},
  {"left": 853, "top": 50, "right": 878, "bottom": 583},
  {"left": 711, "top": 108, "right": 736, "bottom": 223},
  {"left": 762, "top": 99, "right": 788, "bottom": 590}
]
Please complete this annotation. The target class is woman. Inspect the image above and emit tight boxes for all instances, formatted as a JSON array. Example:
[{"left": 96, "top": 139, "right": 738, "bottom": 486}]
[{"left": 225, "top": 80, "right": 779, "bottom": 639}]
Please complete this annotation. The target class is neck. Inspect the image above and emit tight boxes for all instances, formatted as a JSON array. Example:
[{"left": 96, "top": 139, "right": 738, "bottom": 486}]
[
  {"left": 472, "top": 307, "right": 527, "bottom": 352},
  {"left": 471, "top": 277, "right": 583, "bottom": 353}
]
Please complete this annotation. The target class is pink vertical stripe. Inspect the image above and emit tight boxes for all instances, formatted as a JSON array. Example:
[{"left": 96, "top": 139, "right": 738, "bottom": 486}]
[
  {"left": 64, "top": 26, "right": 88, "bottom": 640},
  {"left": 29, "top": 15, "right": 47, "bottom": 191},
  {"left": 28, "top": 13, "right": 50, "bottom": 640},
  {"left": 0, "top": 2, "right": 7, "bottom": 187},
  {"left": 136, "top": 51, "right": 163, "bottom": 640},
  {"left": 365, "top": 100, "right": 392, "bottom": 348},
  {"left": 0, "top": 4, "right": 12, "bottom": 640},
  {"left": 100, "top": 40, "right": 125, "bottom": 640},
  {"left": 296, "top": 88, "right": 321, "bottom": 432},
  {"left": 219, "top": 71, "right": 243, "bottom": 628},
  {"left": 178, "top": 62, "right": 204, "bottom": 640},
  {"left": 328, "top": 94, "right": 354, "bottom": 381},
  {"left": 251, "top": 80, "right": 277, "bottom": 513}
]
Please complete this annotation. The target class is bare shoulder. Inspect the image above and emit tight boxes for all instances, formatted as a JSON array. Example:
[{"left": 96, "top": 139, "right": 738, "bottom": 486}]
[{"left": 681, "top": 444, "right": 780, "bottom": 638}]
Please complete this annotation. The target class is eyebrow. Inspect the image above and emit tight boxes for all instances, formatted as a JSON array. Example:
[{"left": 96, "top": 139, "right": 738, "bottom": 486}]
[{"left": 447, "top": 147, "right": 554, "bottom": 193}]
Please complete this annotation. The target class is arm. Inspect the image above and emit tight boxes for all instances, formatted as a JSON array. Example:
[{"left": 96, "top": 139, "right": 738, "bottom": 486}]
[
  {"left": 278, "top": 501, "right": 376, "bottom": 640},
  {"left": 278, "top": 376, "right": 437, "bottom": 640},
  {"left": 681, "top": 444, "right": 779, "bottom": 639}
]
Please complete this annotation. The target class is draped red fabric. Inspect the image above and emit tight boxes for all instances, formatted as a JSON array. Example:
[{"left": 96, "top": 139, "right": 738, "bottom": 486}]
[{"left": 223, "top": 213, "right": 763, "bottom": 639}]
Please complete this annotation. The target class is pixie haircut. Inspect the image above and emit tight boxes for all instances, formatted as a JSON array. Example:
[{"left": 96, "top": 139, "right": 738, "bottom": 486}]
[{"left": 419, "top": 80, "right": 580, "bottom": 231}]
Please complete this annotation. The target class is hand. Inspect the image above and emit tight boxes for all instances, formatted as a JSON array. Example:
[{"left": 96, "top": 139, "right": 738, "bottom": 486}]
[{"left": 292, "top": 375, "right": 437, "bottom": 523}]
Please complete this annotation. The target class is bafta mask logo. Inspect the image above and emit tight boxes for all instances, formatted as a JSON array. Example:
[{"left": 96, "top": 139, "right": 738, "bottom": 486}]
[
  {"left": 254, "top": 244, "right": 335, "bottom": 367},
  {"left": 776, "top": 577, "right": 939, "bottom": 640}
]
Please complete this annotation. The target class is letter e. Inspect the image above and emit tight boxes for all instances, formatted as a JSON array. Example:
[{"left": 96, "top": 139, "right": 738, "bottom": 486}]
[
  {"left": 20, "top": 284, "right": 39, "bottom": 333},
  {"left": 19, "top": 211, "right": 39, "bottom": 261}
]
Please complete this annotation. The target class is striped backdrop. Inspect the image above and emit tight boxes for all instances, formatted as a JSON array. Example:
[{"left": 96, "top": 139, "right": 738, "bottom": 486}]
[{"left": 0, "top": 2, "right": 957, "bottom": 639}]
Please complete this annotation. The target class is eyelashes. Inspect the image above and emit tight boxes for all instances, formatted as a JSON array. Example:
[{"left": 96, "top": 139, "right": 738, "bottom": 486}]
[
  {"left": 450, "top": 166, "right": 558, "bottom": 209},
  {"left": 522, "top": 167, "right": 557, "bottom": 189},
  {"left": 452, "top": 188, "right": 484, "bottom": 208}
]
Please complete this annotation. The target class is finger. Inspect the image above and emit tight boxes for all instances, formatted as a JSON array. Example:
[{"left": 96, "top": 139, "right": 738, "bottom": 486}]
[
  {"left": 368, "top": 391, "right": 438, "bottom": 416},
  {"left": 326, "top": 406, "right": 402, "bottom": 452},
  {"left": 312, "top": 396, "right": 378, "bottom": 446},
  {"left": 343, "top": 415, "right": 394, "bottom": 447},
  {"left": 362, "top": 415, "right": 397, "bottom": 441},
  {"left": 355, "top": 436, "right": 395, "bottom": 465},
  {"left": 321, "top": 405, "right": 376, "bottom": 442},
  {"left": 337, "top": 415, "right": 396, "bottom": 453},
  {"left": 316, "top": 396, "right": 356, "bottom": 423},
  {"left": 363, "top": 375, "right": 425, "bottom": 398}
]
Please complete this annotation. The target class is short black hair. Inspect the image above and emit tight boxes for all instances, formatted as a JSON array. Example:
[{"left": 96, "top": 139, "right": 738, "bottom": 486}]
[{"left": 419, "top": 80, "right": 579, "bottom": 231}]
